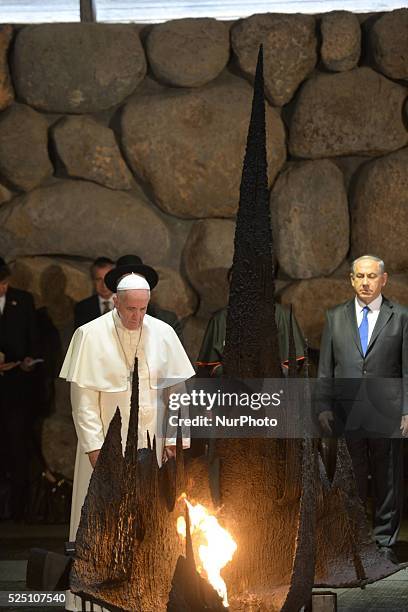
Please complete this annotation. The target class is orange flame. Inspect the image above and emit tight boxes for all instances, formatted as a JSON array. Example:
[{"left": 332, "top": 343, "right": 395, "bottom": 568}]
[{"left": 177, "top": 495, "right": 237, "bottom": 607}]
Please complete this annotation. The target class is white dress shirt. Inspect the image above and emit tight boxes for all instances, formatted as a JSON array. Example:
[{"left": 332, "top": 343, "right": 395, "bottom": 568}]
[
  {"left": 0, "top": 295, "right": 5, "bottom": 314},
  {"left": 355, "top": 294, "right": 383, "bottom": 345},
  {"left": 98, "top": 295, "right": 114, "bottom": 314}
]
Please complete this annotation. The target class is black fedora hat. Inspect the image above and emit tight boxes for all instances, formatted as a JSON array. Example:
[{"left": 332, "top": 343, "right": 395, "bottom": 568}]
[{"left": 104, "top": 254, "right": 159, "bottom": 292}]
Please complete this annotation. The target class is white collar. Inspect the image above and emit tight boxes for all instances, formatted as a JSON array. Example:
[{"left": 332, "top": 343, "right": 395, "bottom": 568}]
[
  {"left": 355, "top": 294, "right": 383, "bottom": 312},
  {"left": 98, "top": 294, "right": 113, "bottom": 305}
]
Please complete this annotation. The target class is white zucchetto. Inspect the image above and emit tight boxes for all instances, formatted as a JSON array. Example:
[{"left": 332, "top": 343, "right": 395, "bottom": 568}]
[{"left": 116, "top": 273, "right": 150, "bottom": 292}]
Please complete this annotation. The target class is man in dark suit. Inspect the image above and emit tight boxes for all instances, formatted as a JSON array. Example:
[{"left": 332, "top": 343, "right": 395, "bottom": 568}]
[
  {"left": 74, "top": 257, "right": 115, "bottom": 328},
  {"left": 0, "top": 257, "right": 40, "bottom": 520},
  {"left": 105, "top": 255, "right": 183, "bottom": 341},
  {"left": 317, "top": 254, "right": 408, "bottom": 563}
]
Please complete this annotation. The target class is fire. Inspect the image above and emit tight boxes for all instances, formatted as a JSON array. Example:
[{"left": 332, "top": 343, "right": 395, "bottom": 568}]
[{"left": 176, "top": 495, "right": 237, "bottom": 608}]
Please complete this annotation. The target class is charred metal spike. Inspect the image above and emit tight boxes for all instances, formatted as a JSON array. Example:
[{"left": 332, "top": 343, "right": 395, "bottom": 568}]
[
  {"left": 72, "top": 408, "right": 128, "bottom": 587},
  {"left": 223, "top": 44, "right": 281, "bottom": 379},
  {"left": 124, "top": 356, "right": 140, "bottom": 465}
]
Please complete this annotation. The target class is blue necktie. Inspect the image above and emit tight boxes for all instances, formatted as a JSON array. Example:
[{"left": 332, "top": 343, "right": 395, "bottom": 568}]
[{"left": 359, "top": 305, "right": 370, "bottom": 355}]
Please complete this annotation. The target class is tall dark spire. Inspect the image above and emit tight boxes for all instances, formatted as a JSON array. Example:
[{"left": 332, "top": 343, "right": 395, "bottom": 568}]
[{"left": 223, "top": 45, "right": 281, "bottom": 378}]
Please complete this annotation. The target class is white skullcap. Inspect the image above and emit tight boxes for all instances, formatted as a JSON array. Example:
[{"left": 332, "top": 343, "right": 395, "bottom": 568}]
[{"left": 116, "top": 273, "right": 150, "bottom": 292}]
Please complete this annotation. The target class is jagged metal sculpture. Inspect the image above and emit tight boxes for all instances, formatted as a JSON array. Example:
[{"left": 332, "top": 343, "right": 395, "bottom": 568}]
[
  {"left": 71, "top": 363, "right": 224, "bottom": 611},
  {"left": 70, "top": 46, "right": 402, "bottom": 612}
]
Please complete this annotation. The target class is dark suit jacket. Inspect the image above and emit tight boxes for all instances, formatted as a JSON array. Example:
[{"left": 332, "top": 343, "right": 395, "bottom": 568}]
[
  {"left": 0, "top": 287, "right": 39, "bottom": 363},
  {"left": 0, "top": 287, "right": 40, "bottom": 416},
  {"left": 317, "top": 296, "right": 408, "bottom": 434},
  {"left": 74, "top": 295, "right": 101, "bottom": 329},
  {"left": 74, "top": 295, "right": 183, "bottom": 341}
]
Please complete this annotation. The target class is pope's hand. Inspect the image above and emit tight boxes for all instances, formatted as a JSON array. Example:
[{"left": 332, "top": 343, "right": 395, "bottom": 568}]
[
  {"left": 88, "top": 449, "right": 100, "bottom": 468},
  {"left": 400, "top": 415, "right": 408, "bottom": 438},
  {"left": 318, "top": 410, "right": 334, "bottom": 435}
]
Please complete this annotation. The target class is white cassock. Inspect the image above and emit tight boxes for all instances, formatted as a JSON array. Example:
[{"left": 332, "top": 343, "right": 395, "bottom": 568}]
[{"left": 60, "top": 309, "right": 195, "bottom": 612}]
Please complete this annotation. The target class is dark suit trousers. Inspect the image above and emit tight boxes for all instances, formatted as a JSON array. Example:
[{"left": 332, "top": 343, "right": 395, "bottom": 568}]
[
  {"left": 346, "top": 436, "right": 403, "bottom": 547},
  {"left": 0, "top": 370, "right": 33, "bottom": 519}
]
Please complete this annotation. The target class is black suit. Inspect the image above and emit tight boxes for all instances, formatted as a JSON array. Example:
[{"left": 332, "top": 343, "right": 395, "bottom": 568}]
[
  {"left": 0, "top": 287, "right": 40, "bottom": 519},
  {"left": 318, "top": 296, "right": 408, "bottom": 547},
  {"left": 74, "top": 295, "right": 101, "bottom": 329},
  {"left": 74, "top": 295, "right": 184, "bottom": 341}
]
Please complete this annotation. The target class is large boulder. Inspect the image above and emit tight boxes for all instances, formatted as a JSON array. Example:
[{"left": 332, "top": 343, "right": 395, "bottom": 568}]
[
  {"left": 351, "top": 148, "right": 408, "bottom": 273},
  {"left": 384, "top": 274, "right": 408, "bottom": 307},
  {"left": 0, "top": 180, "right": 170, "bottom": 264},
  {"left": 331, "top": 156, "right": 370, "bottom": 191},
  {"left": 270, "top": 160, "right": 349, "bottom": 279},
  {"left": 370, "top": 9, "right": 408, "bottom": 80},
  {"left": 281, "top": 274, "right": 408, "bottom": 349},
  {"left": 146, "top": 18, "right": 230, "bottom": 87},
  {"left": 231, "top": 13, "right": 317, "bottom": 106},
  {"left": 52, "top": 116, "right": 133, "bottom": 190},
  {"left": 321, "top": 11, "right": 361, "bottom": 71},
  {"left": 183, "top": 219, "right": 235, "bottom": 312},
  {"left": 0, "top": 104, "right": 53, "bottom": 191},
  {"left": 121, "top": 73, "right": 286, "bottom": 218},
  {"left": 0, "top": 183, "right": 12, "bottom": 205},
  {"left": 12, "top": 24, "right": 146, "bottom": 113},
  {"left": 289, "top": 68, "right": 408, "bottom": 158},
  {"left": 152, "top": 266, "right": 198, "bottom": 320},
  {"left": 0, "top": 25, "right": 14, "bottom": 110}
]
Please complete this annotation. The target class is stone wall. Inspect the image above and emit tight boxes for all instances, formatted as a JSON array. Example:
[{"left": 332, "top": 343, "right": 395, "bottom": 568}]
[{"left": 0, "top": 11, "right": 407, "bottom": 476}]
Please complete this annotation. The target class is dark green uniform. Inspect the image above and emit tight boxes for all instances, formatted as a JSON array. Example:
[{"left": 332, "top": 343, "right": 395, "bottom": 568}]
[{"left": 196, "top": 303, "right": 304, "bottom": 377}]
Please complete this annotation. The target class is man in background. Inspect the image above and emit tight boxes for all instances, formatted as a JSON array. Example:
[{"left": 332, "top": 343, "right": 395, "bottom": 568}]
[
  {"left": 317, "top": 254, "right": 408, "bottom": 563},
  {"left": 0, "top": 256, "right": 39, "bottom": 520},
  {"left": 74, "top": 257, "right": 115, "bottom": 328}
]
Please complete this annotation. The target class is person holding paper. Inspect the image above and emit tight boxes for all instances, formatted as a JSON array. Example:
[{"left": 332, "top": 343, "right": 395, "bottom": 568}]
[{"left": 0, "top": 256, "right": 40, "bottom": 520}]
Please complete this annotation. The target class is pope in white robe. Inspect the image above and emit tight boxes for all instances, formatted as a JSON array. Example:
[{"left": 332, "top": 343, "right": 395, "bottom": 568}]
[{"left": 60, "top": 274, "right": 195, "bottom": 612}]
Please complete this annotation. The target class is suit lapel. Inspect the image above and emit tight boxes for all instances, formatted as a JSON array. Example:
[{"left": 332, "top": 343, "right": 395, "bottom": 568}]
[
  {"left": 366, "top": 298, "right": 393, "bottom": 354},
  {"left": 0, "top": 290, "right": 17, "bottom": 345},
  {"left": 92, "top": 295, "right": 101, "bottom": 318},
  {"left": 345, "top": 299, "right": 363, "bottom": 356},
  {"left": 3, "top": 289, "right": 16, "bottom": 321}
]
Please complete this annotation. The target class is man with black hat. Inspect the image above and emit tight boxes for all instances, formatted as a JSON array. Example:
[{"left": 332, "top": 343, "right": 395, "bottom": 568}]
[
  {"left": 0, "top": 257, "right": 40, "bottom": 520},
  {"left": 113, "top": 255, "right": 183, "bottom": 341}
]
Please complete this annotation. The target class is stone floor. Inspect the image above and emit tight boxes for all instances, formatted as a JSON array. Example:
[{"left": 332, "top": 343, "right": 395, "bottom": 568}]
[{"left": 0, "top": 521, "right": 407, "bottom": 611}]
